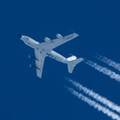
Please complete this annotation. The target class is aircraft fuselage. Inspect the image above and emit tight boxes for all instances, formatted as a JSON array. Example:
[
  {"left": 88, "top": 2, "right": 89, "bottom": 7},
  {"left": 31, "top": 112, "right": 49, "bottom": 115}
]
[{"left": 18, "top": 33, "right": 84, "bottom": 78}]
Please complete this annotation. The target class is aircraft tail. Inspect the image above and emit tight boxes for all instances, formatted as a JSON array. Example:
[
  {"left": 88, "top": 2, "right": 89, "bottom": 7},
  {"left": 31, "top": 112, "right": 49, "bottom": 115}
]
[{"left": 67, "top": 56, "right": 84, "bottom": 73}]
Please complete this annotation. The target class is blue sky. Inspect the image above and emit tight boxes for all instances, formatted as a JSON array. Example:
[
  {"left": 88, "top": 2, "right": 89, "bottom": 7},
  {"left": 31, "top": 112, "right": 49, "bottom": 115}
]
[{"left": 0, "top": 0, "right": 120, "bottom": 120}]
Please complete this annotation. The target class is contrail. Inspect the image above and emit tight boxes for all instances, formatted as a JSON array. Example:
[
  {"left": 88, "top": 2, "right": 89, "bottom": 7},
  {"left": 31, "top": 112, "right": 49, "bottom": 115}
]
[
  {"left": 65, "top": 77, "right": 120, "bottom": 113},
  {"left": 66, "top": 87, "right": 120, "bottom": 120},
  {"left": 93, "top": 53, "right": 120, "bottom": 71},
  {"left": 84, "top": 60, "right": 120, "bottom": 82}
]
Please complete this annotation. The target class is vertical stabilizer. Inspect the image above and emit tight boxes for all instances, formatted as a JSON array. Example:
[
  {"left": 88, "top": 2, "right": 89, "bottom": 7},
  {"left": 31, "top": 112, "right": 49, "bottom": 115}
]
[{"left": 67, "top": 58, "right": 84, "bottom": 73}]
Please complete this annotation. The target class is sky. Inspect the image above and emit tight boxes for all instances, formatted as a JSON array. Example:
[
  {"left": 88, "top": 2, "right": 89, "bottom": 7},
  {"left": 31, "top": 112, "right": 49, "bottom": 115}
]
[{"left": 0, "top": 0, "right": 120, "bottom": 120}]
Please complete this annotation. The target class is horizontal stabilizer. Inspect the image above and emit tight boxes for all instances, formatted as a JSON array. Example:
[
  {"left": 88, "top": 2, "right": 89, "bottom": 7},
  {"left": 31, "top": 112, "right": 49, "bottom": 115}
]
[
  {"left": 68, "top": 64, "right": 74, "bottom": 73},
  {"left": 71, "top": 58, "right": 84, "bottom": 66},
  {"left": 67, "top": 58, "right": 84, "bottom": 73}
]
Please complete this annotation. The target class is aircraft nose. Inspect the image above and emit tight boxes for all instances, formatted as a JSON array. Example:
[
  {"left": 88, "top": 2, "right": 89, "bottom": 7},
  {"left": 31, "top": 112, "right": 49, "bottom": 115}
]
[{"left": 17, "top": 34, "right": 22, "bottom": 39}]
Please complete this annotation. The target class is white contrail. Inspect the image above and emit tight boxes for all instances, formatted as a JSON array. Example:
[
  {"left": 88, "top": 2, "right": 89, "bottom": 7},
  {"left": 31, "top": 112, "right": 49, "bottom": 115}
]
[
  {"left": 67, "top": 87, "right": 120, "bottom": 120},
  {"left": 93, "top": 53, "right": 120, "bottom": 71},
  {"left": 84, "top": 60, "right": 120, "bottom": 82},
  {"left": 65, "top": 77, "right": 120, "bottom": 113}
]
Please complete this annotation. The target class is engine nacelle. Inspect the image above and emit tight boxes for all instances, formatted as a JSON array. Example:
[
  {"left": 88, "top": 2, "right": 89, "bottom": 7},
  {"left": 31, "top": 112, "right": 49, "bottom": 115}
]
[
  {"left": 29, "top": 64, "right": 40, "bottom": 70},
  {"left": 44, "top": 37, "right": 51, "bottom": 43},
  {"left": 28, "top": 55, "right": 39, "bottom": 61},
  {"left": 56, "top": 33, "right": 63, "bottom": 39}
]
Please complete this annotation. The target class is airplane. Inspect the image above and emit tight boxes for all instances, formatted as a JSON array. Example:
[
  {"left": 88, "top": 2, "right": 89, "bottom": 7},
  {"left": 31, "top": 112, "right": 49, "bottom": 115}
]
[{"left": 18, "top": 33, "right": 84, "bottom": 78}]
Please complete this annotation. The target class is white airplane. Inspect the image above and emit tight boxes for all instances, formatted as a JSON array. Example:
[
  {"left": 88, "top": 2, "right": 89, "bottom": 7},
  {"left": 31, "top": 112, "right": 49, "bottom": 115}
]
[{"left": 18, "top": 33, "right": 84, "bottom": 78}]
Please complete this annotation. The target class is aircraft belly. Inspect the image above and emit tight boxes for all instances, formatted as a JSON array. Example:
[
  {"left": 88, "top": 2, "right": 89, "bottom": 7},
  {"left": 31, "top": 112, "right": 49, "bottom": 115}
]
[
  {"left": 56, "top": 56, "right": 66, "bottom": 63},
  {"left": 48, "top": 50, "right": 66, "bottom": 63}
]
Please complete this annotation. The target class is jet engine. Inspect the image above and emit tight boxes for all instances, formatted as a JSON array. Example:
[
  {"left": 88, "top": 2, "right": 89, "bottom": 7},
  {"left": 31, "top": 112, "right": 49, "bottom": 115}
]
[
  {"left": 44, "top": 37, "right": 51, "bottom": 43},
  {"left": 28, "top": 55, "right": 39, "bottom": 61},
  {"left": 56, "top": 33, "right": 63, "bottom": 39},
  {"left": 29, "top": 64, "right": 40, "bottom": 70}
]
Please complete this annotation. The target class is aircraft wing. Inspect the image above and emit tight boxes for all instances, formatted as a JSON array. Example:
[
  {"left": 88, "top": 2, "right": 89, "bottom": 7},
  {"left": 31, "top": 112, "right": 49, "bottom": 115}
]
[
  {"left": 39, "top": 33, "right": 79, "bottom": 50},
  {"left": 34, "top": 49, "right": 45, "bottom": 78}
]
